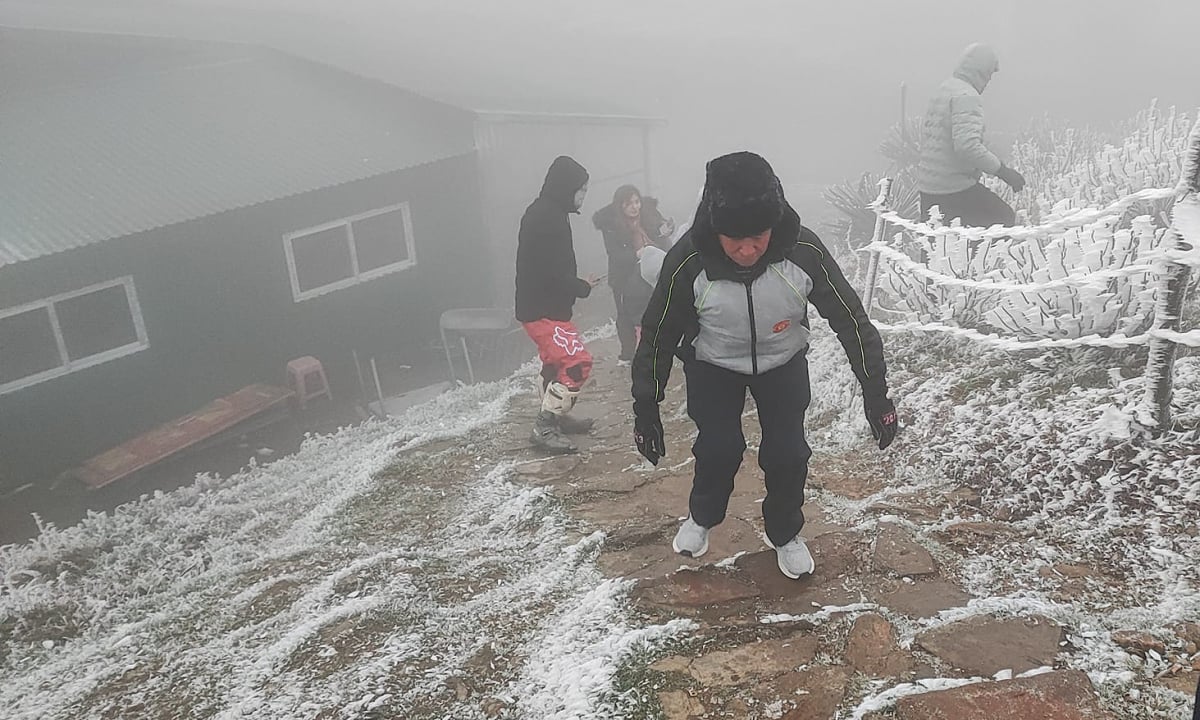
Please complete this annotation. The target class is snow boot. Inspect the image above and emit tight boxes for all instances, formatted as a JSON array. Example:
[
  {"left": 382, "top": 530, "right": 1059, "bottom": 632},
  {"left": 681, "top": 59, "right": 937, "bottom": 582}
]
[
  {"left": 536, "top": 380, "right": 590, "bottom": 437},
  {"left": 672, "top": 516, "right": 711, "bottom": 558},
  {"left": 530, "top": 410, "right": 577, "bottom": 454}
]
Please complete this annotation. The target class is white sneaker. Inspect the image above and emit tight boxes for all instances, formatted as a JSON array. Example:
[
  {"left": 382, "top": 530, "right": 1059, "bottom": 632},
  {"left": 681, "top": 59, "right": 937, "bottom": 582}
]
[
  {"left": 672, "top": 516, "right": 710, "bottom": 558},
  {"left": 765, "top": 533, "right": 814, "bottom": 579}
]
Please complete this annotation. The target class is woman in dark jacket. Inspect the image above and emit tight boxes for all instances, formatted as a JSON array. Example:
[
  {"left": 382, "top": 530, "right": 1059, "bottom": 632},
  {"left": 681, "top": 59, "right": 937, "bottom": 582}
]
[{"left": 593, "top": 185, "right": 674, "bottom": 361}]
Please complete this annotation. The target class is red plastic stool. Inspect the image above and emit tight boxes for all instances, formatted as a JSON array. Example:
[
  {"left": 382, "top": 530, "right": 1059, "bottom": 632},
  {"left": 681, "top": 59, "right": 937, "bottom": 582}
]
[{"left": 286, "top": 356, "right": 331, "bottom": 410}]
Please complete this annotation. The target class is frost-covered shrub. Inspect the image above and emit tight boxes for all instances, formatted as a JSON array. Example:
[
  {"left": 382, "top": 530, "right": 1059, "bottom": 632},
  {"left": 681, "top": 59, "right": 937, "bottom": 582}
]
[
  {"left": 822, "top": 171, "right": 920, "bottom": 282},
  {"left": 878, "top": 215, "right": 1166, "bottom": 339},
  {"left": 989, "top": 103, "right": 1192, "bottom": 228},
  {"left": 870, "top": 103, "right": 1195, "bottom": 340}
]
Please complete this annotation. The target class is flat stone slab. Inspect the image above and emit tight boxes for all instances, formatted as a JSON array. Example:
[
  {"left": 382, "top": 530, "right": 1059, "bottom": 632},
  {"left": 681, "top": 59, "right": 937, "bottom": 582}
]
[
  {"left": 874, "top": 524, "right": 938, "bottom": 577},
  {"left": 916, "top": 615, "right": 1063, "bottom": 676},
  {"left": 598, "top": 545, "right": 678, "bottom": 580},
  {"left": 635, "top": 569, "right": 760, "bottom": 608},
  {"left": 895, "top": 670, "right": 1114, "bottom": 719},
  {"left": 511, "top": 456, "right": 581, "bottom": 483},
  {"left": 1110, "top": 630, "right": 1166, "bottom": 658},
  {"left": 808, "top": 456, "right": 885, "bottom": 499},
  {"left": 685, "top": 633, "right": 819, "bottom": 685},
  {"left": 868, "top": 578, "right": 972, "bottom": 618},
  {"left": 603, "top": 517, "right": 676, "bottom": 549},
  {"left": 759, "top": 666, "right": 852, "bottom": 720},
  {"left": 846, "top": 613, "right": 912, "bottom": 677},
  {"left": 810, "top": 473, "right": 879, "bottom": 499},
  {"left": 1158, "top": 670, "right": 1200, "bottom": 695},
  {"left": 586, "top": 473, "right": 653, "bottom": 494},
  {"left": 657, "top": 690, "right": 705, "bottom": 719}
]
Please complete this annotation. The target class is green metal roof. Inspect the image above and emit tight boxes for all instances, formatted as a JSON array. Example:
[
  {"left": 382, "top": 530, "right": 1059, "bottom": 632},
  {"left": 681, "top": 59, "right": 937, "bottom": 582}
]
[{"left": 0, "top": 29, "right": 478, "bottom": 266}]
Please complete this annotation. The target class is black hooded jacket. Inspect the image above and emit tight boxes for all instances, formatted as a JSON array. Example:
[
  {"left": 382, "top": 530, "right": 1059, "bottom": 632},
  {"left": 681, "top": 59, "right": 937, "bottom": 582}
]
[
  {"left": 592, "top": 197, "right": 670, "bottom": 294},
  {"left": 515, "top": 156, "right": 591, "bottom": 323},
  {"left": 631, "top": 201, "right": 889, "bottom": 411}
]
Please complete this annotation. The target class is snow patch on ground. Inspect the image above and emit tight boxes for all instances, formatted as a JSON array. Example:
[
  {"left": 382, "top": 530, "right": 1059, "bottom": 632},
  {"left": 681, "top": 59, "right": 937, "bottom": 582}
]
[
  {"left": 805, "top": 328, "right": 1200, "bottom": 718},
  {"left": 0, "top": 369, "right": 686, "bottom": 719}
]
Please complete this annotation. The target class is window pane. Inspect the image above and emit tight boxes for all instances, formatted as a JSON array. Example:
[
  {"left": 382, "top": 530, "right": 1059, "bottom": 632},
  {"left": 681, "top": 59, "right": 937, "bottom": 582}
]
[
  {"left": 292, "top": 226, "right": 353, "bottom": 293},
  {"left": 0, "top": 306, "right": 61, "bottom": 384},
  {"left": 57, "top": 284, "right": 139, "bottom": 361},
  {"left": 352, "top": 209, "right": 409, "bottom": 273}
]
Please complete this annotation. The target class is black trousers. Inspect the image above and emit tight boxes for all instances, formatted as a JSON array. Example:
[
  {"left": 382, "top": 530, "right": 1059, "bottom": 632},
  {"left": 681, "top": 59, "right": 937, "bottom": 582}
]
[
  {"left": 920, "top": 183, "right": 1015, "bottom": 228},
  {"left": 612, "top": 286, "right": 637, "bottom": 358},
  {"left": 684, "top": 351, "right": 812, "bottom": 547},
  {"left": 613, "top": 280, "right": 652, "bottom": 358}
]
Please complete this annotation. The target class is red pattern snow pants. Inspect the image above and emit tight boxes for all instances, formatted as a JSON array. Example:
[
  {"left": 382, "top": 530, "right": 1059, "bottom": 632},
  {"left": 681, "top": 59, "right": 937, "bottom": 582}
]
[{"left": 522, "top": 320, "right": 593, "bottom": 391}]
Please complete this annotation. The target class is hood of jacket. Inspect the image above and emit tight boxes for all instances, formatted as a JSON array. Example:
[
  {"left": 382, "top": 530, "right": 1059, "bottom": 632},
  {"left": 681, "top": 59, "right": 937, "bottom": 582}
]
[
  {"left": 539, "top": 156, "right": 589, "bottom": 213},
  {"left": 690, "top": 202, "right": 803, "bottom": 283},
  {"left": 953, "top": 43, "right": 999, "bottom": 93},
  {"left": 592, "top": 197, "right": 661, "bottom": 232}
]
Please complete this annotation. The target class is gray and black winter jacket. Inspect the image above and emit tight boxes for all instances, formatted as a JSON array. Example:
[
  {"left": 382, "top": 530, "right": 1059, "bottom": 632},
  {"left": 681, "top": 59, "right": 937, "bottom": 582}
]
[{"left": 631, "top": 204, "right": 888, "bottom": 411}]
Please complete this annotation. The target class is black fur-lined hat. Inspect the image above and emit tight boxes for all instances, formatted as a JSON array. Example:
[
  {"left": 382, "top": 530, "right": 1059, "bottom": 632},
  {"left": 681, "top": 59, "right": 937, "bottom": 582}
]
[{"left": 703, "top": 151, "right": 784, "bottom": 237}]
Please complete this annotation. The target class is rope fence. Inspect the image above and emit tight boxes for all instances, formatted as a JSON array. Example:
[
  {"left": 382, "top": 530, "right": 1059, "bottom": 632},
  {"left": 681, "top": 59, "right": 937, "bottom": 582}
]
[{"left": 862, "top": 116, "right": 1200, "bottom": 430}]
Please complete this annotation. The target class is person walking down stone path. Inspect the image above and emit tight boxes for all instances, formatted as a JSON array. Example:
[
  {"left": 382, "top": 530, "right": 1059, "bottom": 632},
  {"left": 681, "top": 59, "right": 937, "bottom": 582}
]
[
  {"left": 630, "top": 151, "right": 900, "bottom": 579},
  {"left": 515, "top": 155, "right": 600, "bottom": 454}
]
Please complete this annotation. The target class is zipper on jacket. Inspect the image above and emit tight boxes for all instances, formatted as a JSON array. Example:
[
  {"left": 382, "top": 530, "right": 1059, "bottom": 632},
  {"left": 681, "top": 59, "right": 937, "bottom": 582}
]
[{"left": 744, "top": 283, "right": 758, "bottom": 375}]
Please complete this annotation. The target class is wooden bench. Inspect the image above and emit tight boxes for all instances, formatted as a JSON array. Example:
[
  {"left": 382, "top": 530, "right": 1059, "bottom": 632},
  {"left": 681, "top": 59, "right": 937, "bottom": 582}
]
[{"left": 71, "top": 383, "right": 295, "bottom": 489}]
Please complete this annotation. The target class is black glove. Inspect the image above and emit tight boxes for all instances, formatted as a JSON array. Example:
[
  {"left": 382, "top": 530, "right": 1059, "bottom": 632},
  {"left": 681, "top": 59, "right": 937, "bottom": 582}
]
[
  {"left": 633, "top": 403, "right": 666, "bottom": 465},
  {"left": 864, "top": 394, "right": 899, "bottom": 451},
  {"left": 995, "top": 164, "right": 1026, "bottom": 192}
]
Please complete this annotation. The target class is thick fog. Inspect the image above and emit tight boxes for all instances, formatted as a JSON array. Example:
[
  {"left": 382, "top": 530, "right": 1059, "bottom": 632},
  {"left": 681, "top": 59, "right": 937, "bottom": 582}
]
[
  {"left": 3, "top": 0, "right": 1198, "bottom": 222},
  {"left": 5, "top": 4, "right": 1200, "bottom": 717},
  {"left": 2, "top": 0, "right": 1199, "bottom": 491}
]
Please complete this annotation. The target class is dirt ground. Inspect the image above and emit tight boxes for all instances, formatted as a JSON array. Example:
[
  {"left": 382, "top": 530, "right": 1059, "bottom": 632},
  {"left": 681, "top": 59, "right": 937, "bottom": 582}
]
[{"left": 491, "top": 333, "right": 1192, "bottom": 719}]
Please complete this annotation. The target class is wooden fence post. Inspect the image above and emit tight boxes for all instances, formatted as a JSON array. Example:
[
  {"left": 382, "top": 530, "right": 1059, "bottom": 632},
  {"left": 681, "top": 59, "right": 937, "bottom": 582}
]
[
  {"left": 862, "top": 177, "right": 894, "bottom": 319},
  {"left": 1144, "top": 116, "right": 1200, "bottom": 431}
]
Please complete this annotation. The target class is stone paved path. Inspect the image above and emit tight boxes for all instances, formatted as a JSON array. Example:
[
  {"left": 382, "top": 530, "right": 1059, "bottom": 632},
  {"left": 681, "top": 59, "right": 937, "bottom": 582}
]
[{"left": 494, "top": 336, "right": 1195, "bottom": 718}]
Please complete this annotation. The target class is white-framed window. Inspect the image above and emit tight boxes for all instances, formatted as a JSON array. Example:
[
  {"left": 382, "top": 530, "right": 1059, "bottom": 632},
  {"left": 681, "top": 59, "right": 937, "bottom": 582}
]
[
  {"left": 283, "top": 202, "right": 417, "bottom": 302},
  {"left": 0, "top": 276, "right": 149, "bottom": 396}
]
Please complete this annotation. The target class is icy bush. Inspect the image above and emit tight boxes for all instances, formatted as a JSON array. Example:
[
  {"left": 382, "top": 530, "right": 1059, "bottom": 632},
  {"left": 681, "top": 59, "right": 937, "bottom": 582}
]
[
  {"left": 865, "top": 103, "right": 1197, "bottom": 340},
  {"left": 993, "top": 103, "right": 1193, "bottom": 227},
  {"left": 877, "top": 213, "right": 1165, "bottom": 339}
]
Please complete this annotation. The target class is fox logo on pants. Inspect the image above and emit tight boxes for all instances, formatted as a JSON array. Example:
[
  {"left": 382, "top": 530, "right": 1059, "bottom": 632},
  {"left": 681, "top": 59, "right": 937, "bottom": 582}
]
[{"left": 553, "top": 326, "right": 585, "bottom": 356}]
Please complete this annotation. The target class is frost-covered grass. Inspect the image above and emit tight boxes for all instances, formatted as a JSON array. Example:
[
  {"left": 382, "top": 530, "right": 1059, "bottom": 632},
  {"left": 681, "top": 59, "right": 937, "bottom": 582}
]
[
  {"left": 0, "top": 363, "right": 687, "bottom": 720},
  {"left": 804, "top": 326, "right": 1200, "bottom": 717}
]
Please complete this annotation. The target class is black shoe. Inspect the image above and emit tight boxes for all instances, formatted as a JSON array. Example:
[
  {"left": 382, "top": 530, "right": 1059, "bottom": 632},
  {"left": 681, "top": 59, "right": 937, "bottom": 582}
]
[{"left": 530, "top": 411, "right": 578, "bottom": 454}]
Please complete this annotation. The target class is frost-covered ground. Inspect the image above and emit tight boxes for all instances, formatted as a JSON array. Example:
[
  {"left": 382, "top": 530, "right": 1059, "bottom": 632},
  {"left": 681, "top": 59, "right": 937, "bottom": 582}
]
[
  {"left": 0, "top": 343, "right": 689, "bottom": 720},
  {"left": 4, "top": 318, "right": 1199, "bottom": 718},
  {"left": 805, "top": 327, "right": 1200, "bottom": 718}
]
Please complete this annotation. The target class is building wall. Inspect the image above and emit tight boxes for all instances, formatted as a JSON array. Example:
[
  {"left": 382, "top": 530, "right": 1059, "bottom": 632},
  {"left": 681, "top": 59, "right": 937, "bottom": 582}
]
[
  {"left": 0, "top": 153, "right": 488, "bottom": 487},
  {"left": 474, "top": 117, "right": 655, "bottom": 309}
]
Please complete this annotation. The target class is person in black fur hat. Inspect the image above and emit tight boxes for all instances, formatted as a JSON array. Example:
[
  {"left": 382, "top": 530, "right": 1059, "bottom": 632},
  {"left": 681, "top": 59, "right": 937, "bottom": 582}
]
[{"left": 630, "top": 151, "right": 900, "bottom": 579}]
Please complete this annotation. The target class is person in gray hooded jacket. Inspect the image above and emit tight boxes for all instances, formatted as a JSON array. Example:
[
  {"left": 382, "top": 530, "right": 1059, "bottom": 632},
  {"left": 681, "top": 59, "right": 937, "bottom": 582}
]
[
  {"left": 630, "top": 152, "right": 899, "bottom": 579},
  {"left": 916, "top": 43, "right": 1025, "bottom": 228}
]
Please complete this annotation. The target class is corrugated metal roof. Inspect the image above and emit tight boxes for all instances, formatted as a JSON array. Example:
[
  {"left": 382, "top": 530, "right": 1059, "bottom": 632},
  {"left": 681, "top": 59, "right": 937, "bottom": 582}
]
[{"left": 0, "top": 34, "right": 477, "bottom": 266}]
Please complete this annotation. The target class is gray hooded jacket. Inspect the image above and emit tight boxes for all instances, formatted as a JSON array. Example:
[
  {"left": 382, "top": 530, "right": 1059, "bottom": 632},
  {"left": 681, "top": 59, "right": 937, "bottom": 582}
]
[{"left": 916, "top": 44, "right": 1004, "bottom": 195}]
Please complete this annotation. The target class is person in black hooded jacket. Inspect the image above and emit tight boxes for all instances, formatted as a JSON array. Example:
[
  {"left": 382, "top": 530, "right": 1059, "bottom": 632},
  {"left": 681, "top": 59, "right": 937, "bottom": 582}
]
[
  {"left": 593, "top": 185, "right": 675, "bottom": 362},
  {"left": 515, "top": 155, "right": 597, "bottom": 454},
  {"left": 630, "top": 151, "right": 900, "bottom": 579}
]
